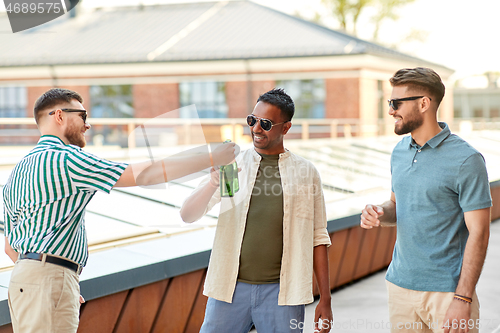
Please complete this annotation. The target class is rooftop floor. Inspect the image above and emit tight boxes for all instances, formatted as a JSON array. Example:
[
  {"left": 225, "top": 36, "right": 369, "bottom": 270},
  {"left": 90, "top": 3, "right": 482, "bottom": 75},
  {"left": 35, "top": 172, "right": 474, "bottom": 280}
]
[{"left": 298, "top": 219, "right": 500, "bottom": 333}]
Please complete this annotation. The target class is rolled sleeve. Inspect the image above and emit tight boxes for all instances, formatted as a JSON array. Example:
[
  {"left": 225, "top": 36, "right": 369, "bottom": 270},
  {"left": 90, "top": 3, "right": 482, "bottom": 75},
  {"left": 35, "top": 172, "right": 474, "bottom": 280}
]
[{"left": 313, "top": 171, "right": 331, "bottom": 247}]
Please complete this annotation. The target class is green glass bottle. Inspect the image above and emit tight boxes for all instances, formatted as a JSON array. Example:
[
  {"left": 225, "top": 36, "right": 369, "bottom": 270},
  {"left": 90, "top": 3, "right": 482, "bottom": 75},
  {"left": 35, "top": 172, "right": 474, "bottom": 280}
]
[{"left": 220, "top": 140, "right": 239, "bottom": 197}]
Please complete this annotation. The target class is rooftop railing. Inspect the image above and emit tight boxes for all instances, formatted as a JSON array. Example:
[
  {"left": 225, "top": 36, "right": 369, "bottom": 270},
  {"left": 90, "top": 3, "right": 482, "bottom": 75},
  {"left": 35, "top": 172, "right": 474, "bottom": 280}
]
[{"left": 1, "top": 117, "right": 500, "bottom": 148}]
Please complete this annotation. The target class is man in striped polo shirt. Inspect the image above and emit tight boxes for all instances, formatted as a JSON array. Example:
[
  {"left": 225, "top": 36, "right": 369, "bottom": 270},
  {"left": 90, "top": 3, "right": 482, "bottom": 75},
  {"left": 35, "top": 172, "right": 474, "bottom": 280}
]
[{"left": 2, "top": 88, "right": 237, "bottom": 333}]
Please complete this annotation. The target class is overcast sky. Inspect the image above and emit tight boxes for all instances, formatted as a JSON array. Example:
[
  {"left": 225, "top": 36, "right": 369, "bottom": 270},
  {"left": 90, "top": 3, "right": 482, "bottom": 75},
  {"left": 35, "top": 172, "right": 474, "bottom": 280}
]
[{"left": 2, "top": 0, "right": 499, "bottom": 83}]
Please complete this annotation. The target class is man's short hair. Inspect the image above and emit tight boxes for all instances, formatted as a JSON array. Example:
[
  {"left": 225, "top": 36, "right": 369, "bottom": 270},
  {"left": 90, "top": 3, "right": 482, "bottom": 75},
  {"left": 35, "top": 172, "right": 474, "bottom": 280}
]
[
  {"left": 389, "top": 67, "right": 446, "bottom": 106},
  {"left": 34, "top": 88, "right": 83, "bottom": 124},
  {"left": 257, "top": 88, "right": 295, "bottom": 121}
]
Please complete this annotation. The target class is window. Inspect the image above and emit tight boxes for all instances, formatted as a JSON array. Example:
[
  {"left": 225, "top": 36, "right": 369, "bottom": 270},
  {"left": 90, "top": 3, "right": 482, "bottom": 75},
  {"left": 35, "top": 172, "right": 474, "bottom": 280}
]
[
  {"left": 470, "top": 95, "right": 485, "bottom": 118},
  {"left": 489, "top": 94, "right": 500, "bottom": 118},
  {"left": 0, "top": 86, "right": 27, "bottom": 117},
  {"left": 473, "top": 108, "right": 483, "bottom": 118},
  {"left": 90, "top": 85, "right": 134, "bottom": 118},
  {"left": 453, "top": 94, "right": 464, "bottom": 118},
  {"left": 275, "top": 79, "right": 325, "bottom": 118},
  {"left": 179, "top": 82, "right": 227, "bottom": 118},
  {"left": 490, "top": 108, "right": 500, "bottom": 118}
]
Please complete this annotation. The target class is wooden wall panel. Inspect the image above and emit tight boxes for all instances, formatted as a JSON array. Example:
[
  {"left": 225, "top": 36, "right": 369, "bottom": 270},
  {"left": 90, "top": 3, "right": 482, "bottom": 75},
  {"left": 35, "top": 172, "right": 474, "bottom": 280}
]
[
  {"left": 353, "top": 228, "right": 379, "bottom": 280},
  {"left": 77, "top": 290, "right": 128, "bottom": 333},
  {"left": 335, "top": 227, "right": 363, "bottom": 286},
  {"left": 184, "top": 270, "right": 208, "bottom": 333},
  {"left": 113, "top": 279, "right": 170, "bottom": 333},
  {"left": 0, "top": 324, "right": 12, "bottom": 333},
  {"left": 328, "top": 230, "right": 349, "bottom": 289},
  {"left": 371, "top": 227, "right": 394, "bottom": 271},
  {"left": 151, "top": 270, "right": 205, "bottom": 333}
]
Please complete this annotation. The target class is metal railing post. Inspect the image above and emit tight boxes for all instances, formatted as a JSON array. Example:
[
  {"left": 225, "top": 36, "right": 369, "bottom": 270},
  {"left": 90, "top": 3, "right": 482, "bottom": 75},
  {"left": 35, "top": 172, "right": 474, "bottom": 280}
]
[
  {"left": 330, "top": 120, "right": 338, "bottom": 138},
  {"left": 301, "top": 122, "right": 309, "bottom": 140},
  {"left": 127, "top": 122, "right": 136, "bottom": 149}
]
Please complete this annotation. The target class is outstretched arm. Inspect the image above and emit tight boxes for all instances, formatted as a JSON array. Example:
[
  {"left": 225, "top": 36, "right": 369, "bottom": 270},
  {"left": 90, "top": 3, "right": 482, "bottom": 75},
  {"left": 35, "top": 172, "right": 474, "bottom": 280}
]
[{"left": 114, "top": 142, "right": 238, "bottom": 187}]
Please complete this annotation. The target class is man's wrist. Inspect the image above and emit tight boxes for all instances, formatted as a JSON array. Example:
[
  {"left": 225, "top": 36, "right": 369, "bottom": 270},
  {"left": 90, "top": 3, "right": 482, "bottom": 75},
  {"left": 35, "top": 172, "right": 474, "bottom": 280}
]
[
  {"left": 453, "top": 294, "right": 472, "bottom": 304},
  {"left": 319, "top": 294, "right": 332, "bottom": 303}
]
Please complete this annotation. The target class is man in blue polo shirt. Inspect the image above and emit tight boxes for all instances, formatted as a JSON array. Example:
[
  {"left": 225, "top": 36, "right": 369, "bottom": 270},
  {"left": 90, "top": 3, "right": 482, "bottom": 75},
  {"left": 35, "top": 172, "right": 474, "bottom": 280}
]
[{"left": 361, "top": 68, "right": 491, "bottom": 333}]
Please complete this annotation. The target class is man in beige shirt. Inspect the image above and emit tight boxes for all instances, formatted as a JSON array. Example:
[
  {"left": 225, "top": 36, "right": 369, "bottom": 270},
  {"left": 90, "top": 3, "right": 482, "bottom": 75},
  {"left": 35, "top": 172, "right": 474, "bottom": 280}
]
[{"left": 181, "top": 88, "right": 333, "bottom": 333}]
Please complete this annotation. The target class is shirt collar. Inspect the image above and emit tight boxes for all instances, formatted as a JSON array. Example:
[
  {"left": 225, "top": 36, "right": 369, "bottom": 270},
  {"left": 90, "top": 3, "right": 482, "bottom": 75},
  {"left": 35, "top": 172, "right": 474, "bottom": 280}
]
[
  {"left": 408, "top": 122, "right": 450, "bottom": 150},
  {"left": 251, "top": 147, "right": 291, "bottom": 161},
  {"left": 38, "top": 135, "right": 66, "bottom": 146}
]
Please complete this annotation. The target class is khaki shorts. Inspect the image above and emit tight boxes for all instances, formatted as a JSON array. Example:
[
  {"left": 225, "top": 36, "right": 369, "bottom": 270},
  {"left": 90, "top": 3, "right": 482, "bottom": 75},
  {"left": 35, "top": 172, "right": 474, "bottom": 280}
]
[
  {"left": 8, "top": 257, "right": 81, "bottom": 333},
  {"left": 386, "top": 281, "right": 479, "bottom": 333}
]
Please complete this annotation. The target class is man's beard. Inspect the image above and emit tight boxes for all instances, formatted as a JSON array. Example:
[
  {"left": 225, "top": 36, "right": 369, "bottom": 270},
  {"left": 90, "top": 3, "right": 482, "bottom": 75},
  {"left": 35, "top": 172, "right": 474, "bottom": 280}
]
[
  {"left": 395, "top": 105, "right": 423, "bottom": 135},
  {"left": 65, "top": 124, "right": 86, "bottom": 148}
]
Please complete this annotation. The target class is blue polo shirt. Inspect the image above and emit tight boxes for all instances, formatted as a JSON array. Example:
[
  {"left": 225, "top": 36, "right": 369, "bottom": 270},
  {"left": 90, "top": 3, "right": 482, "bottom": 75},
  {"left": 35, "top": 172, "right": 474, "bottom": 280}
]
[{"left": 386, "top": 122, "right": 492, "bottom": 292}]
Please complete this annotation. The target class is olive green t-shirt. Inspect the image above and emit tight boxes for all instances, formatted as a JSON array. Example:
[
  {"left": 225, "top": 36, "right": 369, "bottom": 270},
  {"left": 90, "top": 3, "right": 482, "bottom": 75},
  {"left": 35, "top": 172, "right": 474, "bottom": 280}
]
[{"left": 238, "top": 153, "right": 284, "bottom": 284}]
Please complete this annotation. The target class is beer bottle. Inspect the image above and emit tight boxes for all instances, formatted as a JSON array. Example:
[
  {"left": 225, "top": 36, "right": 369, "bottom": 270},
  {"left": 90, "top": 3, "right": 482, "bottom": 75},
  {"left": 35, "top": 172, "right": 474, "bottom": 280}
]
[{"left": 220, "top": 140, "right": 239, "bottom": 197}]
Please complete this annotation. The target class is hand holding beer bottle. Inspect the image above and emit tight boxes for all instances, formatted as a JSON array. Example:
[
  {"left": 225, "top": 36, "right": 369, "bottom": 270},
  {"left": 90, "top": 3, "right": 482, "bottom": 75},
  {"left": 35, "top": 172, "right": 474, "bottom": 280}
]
[{"left": 219, "top": 140, "right": 239, "bottom": 197}]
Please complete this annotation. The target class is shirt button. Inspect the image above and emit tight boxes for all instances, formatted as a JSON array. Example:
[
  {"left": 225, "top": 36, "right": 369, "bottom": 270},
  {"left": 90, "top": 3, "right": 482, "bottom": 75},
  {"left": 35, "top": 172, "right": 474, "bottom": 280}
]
[
  {"left": 418, "top": 150, "right": 421, "bottom": 153},
  {"left": 414, "top": 159, "right": 417, "bottom": 163}
]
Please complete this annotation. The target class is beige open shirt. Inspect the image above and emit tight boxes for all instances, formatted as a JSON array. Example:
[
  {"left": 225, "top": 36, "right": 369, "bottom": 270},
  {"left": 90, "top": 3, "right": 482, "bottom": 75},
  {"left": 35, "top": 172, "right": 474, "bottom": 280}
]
[{"left": 186, "top": 148, "right": 331, "bottom": 306}]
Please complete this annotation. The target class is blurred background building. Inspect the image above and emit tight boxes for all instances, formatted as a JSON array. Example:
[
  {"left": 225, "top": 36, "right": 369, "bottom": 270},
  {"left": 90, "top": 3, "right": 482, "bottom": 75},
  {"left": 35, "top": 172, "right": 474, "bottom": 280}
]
[
  {"left": 0, "top": 1, "right": 454, "bottom": 146},
  {"left": 454, "top": 72, "right": 500, "bottom": 119}
]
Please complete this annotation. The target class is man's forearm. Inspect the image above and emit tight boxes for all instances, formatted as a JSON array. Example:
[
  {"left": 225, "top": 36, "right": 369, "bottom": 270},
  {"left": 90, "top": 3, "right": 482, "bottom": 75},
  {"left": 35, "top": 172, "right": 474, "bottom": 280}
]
[
  {"left": 313, "top": 244, "right": 331, "bottom": 301},
  {"left": 180, "top": 180, "right": 218, "bottom": 223},
  {"left": 379, "top": 199, "right": 397, "bottom": 226},
  {"left": 136, "top": 146, "right": 211, "bottom": 186},
  {"left": 135, "top": 142, "right": 237, "bottom": 186},
  {"left": 454, "top": 230, "right": 489, "bottom": 297},
  {"left": 455, "top": 208, "right": 491, "bottom": 297},
  {"left": 313, "top": 244, "right": 333, "bottom": 332}
]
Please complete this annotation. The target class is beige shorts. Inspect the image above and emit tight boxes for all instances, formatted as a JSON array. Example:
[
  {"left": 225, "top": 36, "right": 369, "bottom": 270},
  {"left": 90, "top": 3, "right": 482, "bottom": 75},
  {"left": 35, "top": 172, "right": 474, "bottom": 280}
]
[
  {"left": 8, "top": 257, "right": 81, "bottom": 333},
  {"left": 386, "top": 281, "right": 479, "bottom": 333}
]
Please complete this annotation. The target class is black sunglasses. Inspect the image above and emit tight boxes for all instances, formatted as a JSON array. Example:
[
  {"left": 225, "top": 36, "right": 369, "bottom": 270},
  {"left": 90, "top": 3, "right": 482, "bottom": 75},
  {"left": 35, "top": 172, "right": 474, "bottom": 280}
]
[
  {"left": 387, "top": 96, "right": 431, "bottom": 111},
  {"left": 246, "top": 115, "right": 289, "bottom": 131},
  {"left": 49, "top": 108, "right": 88, "bottom": 123}
]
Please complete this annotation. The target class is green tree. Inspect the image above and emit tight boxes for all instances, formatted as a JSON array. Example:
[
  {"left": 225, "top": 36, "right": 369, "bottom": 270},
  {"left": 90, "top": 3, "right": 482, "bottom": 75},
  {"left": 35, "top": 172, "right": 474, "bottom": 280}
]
[
  {"left": 321, "top": 0, "right": 416, "bottom": 40},
  {"left": 321, "top": 0, "right": 372, "bottom": 34},
  {"left": 371, "top": 0, "right": 416, "bottom": 41}
]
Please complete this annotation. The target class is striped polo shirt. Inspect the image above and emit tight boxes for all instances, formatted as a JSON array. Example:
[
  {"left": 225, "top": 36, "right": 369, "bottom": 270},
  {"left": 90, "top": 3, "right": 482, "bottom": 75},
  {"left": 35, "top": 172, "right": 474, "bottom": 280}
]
[{"left": 2, "top": 135, "right": 127, "bottom": 266}]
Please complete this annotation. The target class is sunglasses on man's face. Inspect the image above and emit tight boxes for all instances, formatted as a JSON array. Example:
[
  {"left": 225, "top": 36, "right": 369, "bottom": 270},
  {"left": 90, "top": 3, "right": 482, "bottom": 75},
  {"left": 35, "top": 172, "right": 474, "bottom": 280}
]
[
  {"left": 387, "top": 96, "right": 431, "bottom": 111},
  {"left": 49, "top": 108, "right": 88, "bottom": 124},
  {"left": 246, "top": 114, "right": 289, "bottom": 132}
]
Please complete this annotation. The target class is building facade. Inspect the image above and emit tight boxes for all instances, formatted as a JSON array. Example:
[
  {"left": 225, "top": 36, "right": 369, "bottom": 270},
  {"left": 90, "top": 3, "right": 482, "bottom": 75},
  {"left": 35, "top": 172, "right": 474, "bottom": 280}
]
[{"left": 0, "top": 1, "right": 454, "bottom": 144}]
